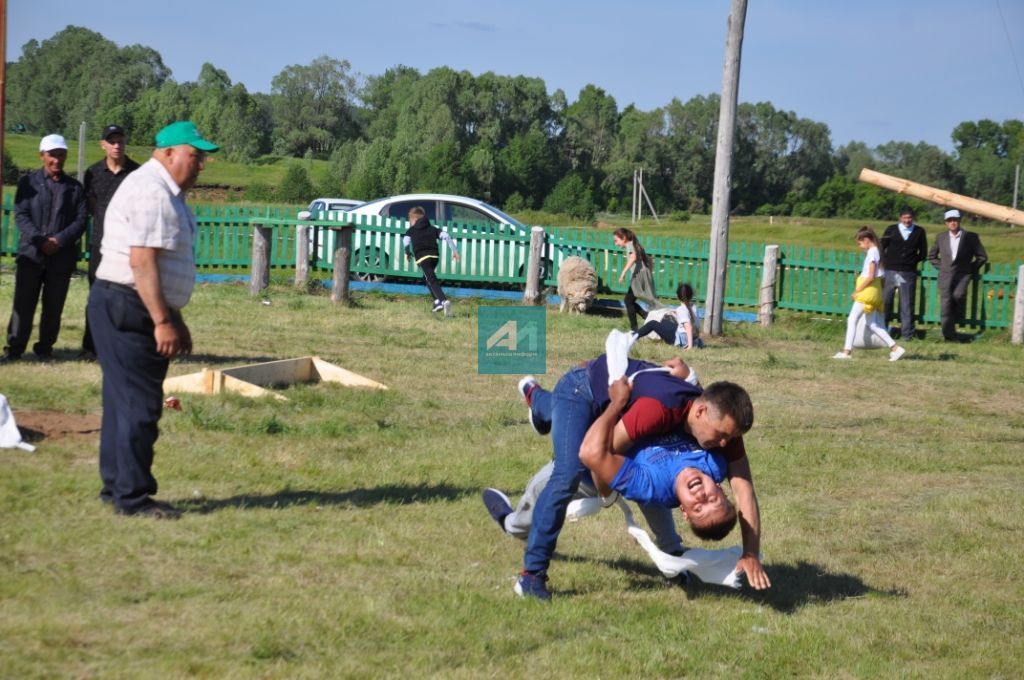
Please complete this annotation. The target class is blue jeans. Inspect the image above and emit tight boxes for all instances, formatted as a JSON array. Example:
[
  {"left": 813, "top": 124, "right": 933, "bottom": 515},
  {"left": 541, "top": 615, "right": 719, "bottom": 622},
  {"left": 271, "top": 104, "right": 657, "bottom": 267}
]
[{"left": 523, "top": 367, "right": 682, "bottom": 573}]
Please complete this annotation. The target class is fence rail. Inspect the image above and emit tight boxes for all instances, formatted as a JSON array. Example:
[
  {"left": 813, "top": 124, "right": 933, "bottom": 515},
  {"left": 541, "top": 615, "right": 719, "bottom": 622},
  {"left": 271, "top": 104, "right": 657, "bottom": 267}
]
[{"left": 1, "top": 201, "right": 1019, "bottom": 329}]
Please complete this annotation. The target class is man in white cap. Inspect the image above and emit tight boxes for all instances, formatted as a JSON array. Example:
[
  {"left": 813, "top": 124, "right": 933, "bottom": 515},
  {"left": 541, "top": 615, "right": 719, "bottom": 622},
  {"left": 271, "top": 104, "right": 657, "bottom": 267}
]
[
  {"left": 88, "top": 121, "right": 218, "bottom": 519},
  {"left": 2, "top": 134, "right": 86, "bottom": 361},
  {"left": 927, "top": 209, "right": 988, "bottom": 341}
]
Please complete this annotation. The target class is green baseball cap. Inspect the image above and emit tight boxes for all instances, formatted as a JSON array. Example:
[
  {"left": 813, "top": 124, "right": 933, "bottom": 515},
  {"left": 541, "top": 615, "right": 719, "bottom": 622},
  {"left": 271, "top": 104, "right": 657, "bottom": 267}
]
[{"left": 154, "top": 121, "right": 220, "bottom": 152}]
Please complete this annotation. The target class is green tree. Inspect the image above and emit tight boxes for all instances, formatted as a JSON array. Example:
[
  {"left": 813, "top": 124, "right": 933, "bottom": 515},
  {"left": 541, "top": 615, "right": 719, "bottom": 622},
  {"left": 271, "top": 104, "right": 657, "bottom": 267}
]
[
  {"left": 6, "top": 26, "right": 170, "bottom": 138},
  {"left": 188, "top": 63, "right": 268, "bottom": 162},
  {"left": 271, "top": 56, "right": 359, "bottom": 158},
  {"left": 563, "top": 85, "right": 619, "bottom": 177},
  {"left": 952, "top": 119, "right": 1023, "bottom": 206}
]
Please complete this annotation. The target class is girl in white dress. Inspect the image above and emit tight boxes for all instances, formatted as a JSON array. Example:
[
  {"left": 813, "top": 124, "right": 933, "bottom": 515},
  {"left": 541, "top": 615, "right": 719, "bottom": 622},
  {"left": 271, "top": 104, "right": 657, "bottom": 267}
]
[{"left": 833, "top": 227, "right": 906, "bottom": 361}]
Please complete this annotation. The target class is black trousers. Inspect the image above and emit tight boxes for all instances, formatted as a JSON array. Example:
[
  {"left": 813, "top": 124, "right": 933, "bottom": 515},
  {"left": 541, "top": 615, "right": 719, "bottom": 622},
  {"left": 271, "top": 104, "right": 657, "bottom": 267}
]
[
  {"left": 81, "top": 247, "right": 102, "bottom": 353},
  {"left": 635, "top": 316, "right": 677, "bottom": 345},
  {"left": 623, "top": 288, "right": 647, "bottom": 331},
  {"left": 418, "top": 257, "right": 447, "bottom": 304},
  {"left": 5, "top": 255, "right": 75, "bottom": 356},
  {"left": 88, "top": 280, "right": 170, "bottom": 513}
]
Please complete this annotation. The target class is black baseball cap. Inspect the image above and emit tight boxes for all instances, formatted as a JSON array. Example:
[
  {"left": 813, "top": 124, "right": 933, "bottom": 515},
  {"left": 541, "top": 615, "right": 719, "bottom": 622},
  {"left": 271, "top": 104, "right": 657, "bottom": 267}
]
[{"left": 101, "top": 125, "right": 126, "bottom": 141}]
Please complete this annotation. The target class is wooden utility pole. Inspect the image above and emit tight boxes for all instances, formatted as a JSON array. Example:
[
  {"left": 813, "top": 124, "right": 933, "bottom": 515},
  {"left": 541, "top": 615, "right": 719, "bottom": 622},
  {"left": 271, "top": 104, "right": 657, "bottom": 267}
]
[
  {"left": 1, "top": 0, "right": 8, "bottom": 192},
  {"left": 858, "top": 168, "right": 1024, "bottom": 226},
  {"left": 704, "top": 0, "right": 748, "bottom": 337}
]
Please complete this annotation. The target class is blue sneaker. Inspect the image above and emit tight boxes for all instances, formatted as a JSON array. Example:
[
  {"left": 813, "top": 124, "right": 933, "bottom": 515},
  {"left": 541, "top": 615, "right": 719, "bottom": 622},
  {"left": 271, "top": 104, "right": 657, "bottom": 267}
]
[
  {"left": 514, "top": 571, "right": 551, "bottom": 601},
  {"left": 482, "top": 488, "right": 513, "bottom": 533},
  {"left": 517, "top": 376, "right": 550, "bottom": 435}
]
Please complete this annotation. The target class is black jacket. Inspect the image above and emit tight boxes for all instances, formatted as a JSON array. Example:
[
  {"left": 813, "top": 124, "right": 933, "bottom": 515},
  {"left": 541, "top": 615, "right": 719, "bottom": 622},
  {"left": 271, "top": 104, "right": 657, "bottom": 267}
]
[
  {"left": 14, "top": 168, "right": 87, "bottom": 265},
  {"left": 405, "top": 216, "right": 442, "bottom": 260},
  {"left": 879, "top": 223, "right": 927, "bottom": 272}
]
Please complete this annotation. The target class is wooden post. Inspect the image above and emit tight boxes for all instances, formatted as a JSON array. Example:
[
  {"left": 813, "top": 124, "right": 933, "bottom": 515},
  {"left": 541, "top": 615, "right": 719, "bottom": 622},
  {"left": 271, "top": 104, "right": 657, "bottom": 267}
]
[
  {"left": 758, "top": 245, "right": 779, "bottom": 327},
  {"left": 1012, "top": 265, "right": 1024, "bottom": 345},
  {"left": 249, "top": 224, "right": 271, "bottom": 296},
  {"left": 522, "top": 226, "right": 546, "bottom": 305},
  {"left": 76, "top": 121, "right": 86, "bottom": 182},
  {"left": 858, "top": 168, "right": 1024, "bottom": 226},
  {"left": 295, "top": 224, "right": 309, "bottom": 288},
  {"left": 704, "top": 0, "right": 748, "bottom": 337},
  {"left": 331, "top": 227, "right": 353, "bottom": 305}
]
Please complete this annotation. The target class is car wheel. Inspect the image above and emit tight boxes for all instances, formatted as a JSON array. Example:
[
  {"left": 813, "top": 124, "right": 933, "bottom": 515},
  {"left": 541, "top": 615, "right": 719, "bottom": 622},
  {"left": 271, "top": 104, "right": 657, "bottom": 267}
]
[{"left": 351, "top": 249, "right": 390, "bottom": 283}]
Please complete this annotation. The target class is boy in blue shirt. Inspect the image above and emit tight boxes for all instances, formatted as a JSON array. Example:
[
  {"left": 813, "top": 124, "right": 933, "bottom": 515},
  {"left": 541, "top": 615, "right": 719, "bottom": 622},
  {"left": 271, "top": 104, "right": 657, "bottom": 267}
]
[{"left": 580, "top": 376, "right": 770, "bottom": 589}]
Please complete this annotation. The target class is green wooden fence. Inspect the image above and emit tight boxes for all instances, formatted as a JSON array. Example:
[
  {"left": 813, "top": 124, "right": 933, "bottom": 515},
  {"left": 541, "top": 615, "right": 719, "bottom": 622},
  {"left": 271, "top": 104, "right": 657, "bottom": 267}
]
[{"left": 1, "top": 201, "right": 1019, "bottom": 329}]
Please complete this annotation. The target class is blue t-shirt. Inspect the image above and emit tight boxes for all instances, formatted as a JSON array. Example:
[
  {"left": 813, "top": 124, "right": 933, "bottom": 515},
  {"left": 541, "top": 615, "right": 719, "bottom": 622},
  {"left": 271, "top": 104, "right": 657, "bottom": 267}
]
[{"left": 610, "top": 433, "right": 728, "bottom": 507}]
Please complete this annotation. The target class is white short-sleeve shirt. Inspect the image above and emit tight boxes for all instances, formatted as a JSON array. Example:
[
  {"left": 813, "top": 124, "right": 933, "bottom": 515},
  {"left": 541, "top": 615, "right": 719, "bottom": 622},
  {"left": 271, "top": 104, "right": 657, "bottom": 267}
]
[
  {"left": 861, "top": 246, "right": 885, "bottom": 279},
  {"left": 96, "top": 158, "right": 196, "bottom": 309}
]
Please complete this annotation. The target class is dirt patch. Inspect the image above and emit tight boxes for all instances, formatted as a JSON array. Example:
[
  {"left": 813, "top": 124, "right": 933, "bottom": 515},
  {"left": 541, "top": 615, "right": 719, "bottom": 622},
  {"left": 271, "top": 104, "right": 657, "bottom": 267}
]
[{"left": 14, "top": 410, "right": 101, "bottom": 444}]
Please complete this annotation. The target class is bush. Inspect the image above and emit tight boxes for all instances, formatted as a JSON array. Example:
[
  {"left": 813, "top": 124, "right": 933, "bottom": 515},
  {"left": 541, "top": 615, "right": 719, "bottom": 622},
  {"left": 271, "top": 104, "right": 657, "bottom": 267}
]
[
  {"left": 542, "top": 173, "right": 595, "bottom": 220},
  {"left": 277, "top": 163, "right": 314, "bottom": 204},
  {"left": 669, "top": 210, "right": 691, "bottom": 222},
  {"left": 245, "top": 182, "right": 276, "bottom": 202},
  {"left": 3, "top": 149, "right": 19, "bottom": 185},
  {"left": 503, "top": 192, "right": 528, "bottom": 213}
]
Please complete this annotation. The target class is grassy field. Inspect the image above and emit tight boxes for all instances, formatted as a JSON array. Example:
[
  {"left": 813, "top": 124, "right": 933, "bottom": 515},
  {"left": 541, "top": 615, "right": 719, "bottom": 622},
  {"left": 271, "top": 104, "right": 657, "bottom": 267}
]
[{"left": 1, "top": 274, "right": 1022, "bottom": 678}]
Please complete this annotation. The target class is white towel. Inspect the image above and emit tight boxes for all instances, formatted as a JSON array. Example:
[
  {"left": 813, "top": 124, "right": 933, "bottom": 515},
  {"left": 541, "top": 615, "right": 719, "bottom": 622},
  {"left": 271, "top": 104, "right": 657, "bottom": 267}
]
[
  {"left": 566, "top": 496, "right": 748, "bottom": 588},
  {"left": 0, "top": 394, "right": 36, "bottom": 452}
]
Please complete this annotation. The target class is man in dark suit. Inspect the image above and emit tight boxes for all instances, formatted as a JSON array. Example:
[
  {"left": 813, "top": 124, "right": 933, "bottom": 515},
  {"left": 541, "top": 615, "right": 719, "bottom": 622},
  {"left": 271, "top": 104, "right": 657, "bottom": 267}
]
[
  {"left": 927, "top": 209, "right": 988, "bottom": 341},
  {"left": 2, "top": 134, "right": 87, "bottom": 361},
  {"left": 880, "top": 206, "right": 928, "bottom": 340}
]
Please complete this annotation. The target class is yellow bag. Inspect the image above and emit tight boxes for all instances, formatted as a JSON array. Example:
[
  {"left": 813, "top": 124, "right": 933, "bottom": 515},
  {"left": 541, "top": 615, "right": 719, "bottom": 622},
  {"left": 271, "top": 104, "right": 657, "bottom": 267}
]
[{"left": 853, "top": 276, "right": 883, "bottom": 313}]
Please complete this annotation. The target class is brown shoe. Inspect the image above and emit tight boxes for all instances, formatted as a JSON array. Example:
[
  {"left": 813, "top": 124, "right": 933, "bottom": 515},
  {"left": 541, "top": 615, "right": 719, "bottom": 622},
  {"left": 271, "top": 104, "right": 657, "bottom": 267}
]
[{"left": 116, "top": 500, "right": 182, "bottom": 520}]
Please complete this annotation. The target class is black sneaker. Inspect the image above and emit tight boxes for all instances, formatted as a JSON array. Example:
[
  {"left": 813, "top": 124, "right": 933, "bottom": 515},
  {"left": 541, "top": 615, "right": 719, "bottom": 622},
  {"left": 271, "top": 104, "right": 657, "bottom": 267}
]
[
  {"left": 116, "top": 500, "right": 182, "bottom": 520},
  {"left": 482, "top": 488, "right": 513, "bottom": 533},
  {"left": 514, "top": 570, "right": 551, "bottom": 601},
  {"left": 432, "top": 300, "right": 444, "bottom": 313}
]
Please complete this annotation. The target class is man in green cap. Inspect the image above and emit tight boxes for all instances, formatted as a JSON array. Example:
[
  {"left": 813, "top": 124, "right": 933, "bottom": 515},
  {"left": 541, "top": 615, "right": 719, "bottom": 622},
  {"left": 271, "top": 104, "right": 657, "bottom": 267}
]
[{"left": 87, "top": 121, "right": 219, "bottom": 519}]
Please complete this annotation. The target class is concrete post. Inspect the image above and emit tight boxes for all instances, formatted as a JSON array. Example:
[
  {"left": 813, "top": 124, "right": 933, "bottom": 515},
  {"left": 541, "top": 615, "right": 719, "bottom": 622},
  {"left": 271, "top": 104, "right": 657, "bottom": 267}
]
[
  {"left": 522, "top": 226, "right": 546, "bottom": 305},
  {"left": 1012, "top": 264, "right": 1024, "bottom": 344},
  {"left": 249, "top": 224, "right": 271, "bottom": 296},
  {"left": 295, "top": 224, "right": 309, "bottom": 289},
  {"left": 758, "top": 245, "right": 779, "bottom": 327},
  {"left": 331, "top": 227, "right": 353, "bottom": 305}
]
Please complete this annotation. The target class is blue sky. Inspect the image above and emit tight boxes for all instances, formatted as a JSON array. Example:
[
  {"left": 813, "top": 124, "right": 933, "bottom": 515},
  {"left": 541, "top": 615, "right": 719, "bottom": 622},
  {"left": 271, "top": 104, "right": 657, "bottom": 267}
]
[{"left": 8, "top": 0, "right": 1024, "bottom": 151}]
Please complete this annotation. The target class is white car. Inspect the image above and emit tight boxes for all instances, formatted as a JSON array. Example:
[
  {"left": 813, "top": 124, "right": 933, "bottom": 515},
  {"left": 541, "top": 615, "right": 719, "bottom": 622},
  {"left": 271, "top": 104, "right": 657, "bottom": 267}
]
[
  {"left": 297, "top": 197, "right": 363, "bottom": 220},
  {"left": 320, "top": 193, "right": 564, "bottom": 283}
]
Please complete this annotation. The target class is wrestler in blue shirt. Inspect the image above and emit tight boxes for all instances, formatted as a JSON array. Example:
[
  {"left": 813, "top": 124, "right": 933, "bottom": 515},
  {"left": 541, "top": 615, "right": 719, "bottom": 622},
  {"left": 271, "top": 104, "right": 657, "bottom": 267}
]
[
  {"left": 611, "top": 432, "right": 730, "bottom": 508},
  {"left": 581, "top": 377, "right": 770, "bottom": 590}
]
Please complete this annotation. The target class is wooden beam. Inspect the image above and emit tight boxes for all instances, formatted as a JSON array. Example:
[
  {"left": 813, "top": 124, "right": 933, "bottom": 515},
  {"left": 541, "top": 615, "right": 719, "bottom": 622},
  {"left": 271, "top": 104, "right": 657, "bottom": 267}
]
[
  {"left": 858, "top": 168, "right": 1024, "bottom": 226},
  {"left": 161, "top": 356, "right": 387, "bottom": 400}
]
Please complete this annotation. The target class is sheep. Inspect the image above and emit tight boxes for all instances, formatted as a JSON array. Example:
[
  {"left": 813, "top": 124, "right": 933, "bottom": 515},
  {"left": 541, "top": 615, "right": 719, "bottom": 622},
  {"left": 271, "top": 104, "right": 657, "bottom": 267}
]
[{"left": 556, "top": 256, "right": 598, "bottom": 313}]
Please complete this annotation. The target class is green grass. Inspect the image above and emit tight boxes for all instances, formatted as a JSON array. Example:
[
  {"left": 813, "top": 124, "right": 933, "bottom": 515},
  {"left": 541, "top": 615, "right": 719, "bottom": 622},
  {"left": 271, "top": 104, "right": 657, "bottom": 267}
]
[{"left": 1, "top": 275, "right": 1023, "bottom": 677}]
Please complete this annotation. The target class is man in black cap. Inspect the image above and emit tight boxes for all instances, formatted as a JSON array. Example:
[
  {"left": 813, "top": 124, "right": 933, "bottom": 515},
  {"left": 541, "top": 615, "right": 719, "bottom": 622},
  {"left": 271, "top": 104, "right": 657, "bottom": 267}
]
[{"left": 80, "top": 125, "right": 139, "bottom": 360}]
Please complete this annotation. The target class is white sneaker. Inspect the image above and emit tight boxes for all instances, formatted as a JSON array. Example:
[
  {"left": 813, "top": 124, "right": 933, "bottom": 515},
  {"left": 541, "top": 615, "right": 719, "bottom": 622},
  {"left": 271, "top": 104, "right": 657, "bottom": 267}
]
[
  {"left": 889, "top": 346, "right": 906, "bottom": 362},
  {"left": 832, "top": 352, "right": 852, "bottom": 359},
  {"left": 442, "top": 300, "right": 452, "bottom": 317}
]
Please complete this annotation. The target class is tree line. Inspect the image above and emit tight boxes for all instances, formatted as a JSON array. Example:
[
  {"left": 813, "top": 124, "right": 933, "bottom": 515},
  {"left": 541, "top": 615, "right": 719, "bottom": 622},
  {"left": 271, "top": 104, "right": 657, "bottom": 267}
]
[{"left": 6, "top": 26, "right": 1022, "bottom": 221}]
